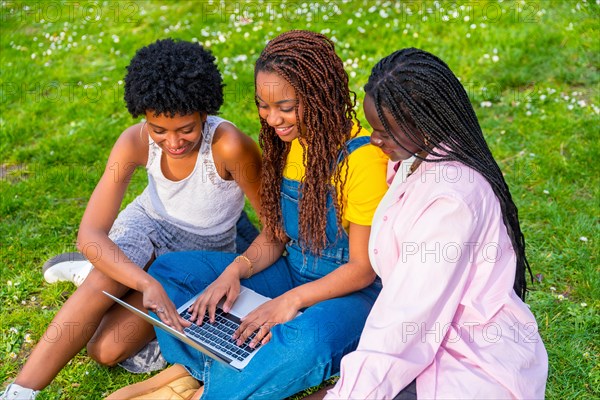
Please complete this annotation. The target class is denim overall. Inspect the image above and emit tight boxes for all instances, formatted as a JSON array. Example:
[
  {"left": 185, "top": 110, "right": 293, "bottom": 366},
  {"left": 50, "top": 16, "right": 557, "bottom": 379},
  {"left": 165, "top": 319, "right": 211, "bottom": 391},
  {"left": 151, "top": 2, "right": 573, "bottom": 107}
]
[{"left": 150, "top": 136, "right": 381, "bottom": 399}]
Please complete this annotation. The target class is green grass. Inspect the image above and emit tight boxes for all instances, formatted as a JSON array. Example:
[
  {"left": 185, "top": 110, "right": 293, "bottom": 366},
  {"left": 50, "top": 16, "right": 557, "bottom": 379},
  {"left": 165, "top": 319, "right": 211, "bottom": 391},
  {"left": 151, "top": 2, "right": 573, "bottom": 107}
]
[{"left": 1, "top": 0, "right": 599, "bottom": 398}]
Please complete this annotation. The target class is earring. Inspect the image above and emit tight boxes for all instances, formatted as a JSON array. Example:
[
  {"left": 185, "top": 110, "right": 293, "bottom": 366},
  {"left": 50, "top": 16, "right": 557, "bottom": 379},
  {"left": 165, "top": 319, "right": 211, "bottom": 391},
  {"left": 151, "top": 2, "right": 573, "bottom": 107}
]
[
  {"left": 423, "top": 134, "right": 430, "bottom": 147},
  {"left": 371, "top": 136, "right": 383, "bottom": 147}
]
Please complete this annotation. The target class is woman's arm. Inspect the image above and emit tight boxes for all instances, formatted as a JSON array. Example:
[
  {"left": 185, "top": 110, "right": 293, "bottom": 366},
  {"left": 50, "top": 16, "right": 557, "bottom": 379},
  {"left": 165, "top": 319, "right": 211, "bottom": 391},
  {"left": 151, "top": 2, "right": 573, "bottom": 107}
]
[
  {"left": 283, "top": 222, "right": 375, "bottom": 308},
  {"left": 76, "top": 125, "right": 188, "bottom": 331},
  {"left": 186, "top": 229, "right": 286, "bottom": 323},
  {"left": 234, "top": 222, "right": 376, "bottom": 347},
  {"left": 77, "top": 124, "right": 147, "bottom": 286}
]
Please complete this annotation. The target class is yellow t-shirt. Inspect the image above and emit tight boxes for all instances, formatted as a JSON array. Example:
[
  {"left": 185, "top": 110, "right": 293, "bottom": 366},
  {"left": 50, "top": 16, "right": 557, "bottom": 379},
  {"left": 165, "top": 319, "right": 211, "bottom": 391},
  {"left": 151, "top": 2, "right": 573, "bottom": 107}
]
[{"left": 283, "top": 124, "right": 389, "bottom": 229}]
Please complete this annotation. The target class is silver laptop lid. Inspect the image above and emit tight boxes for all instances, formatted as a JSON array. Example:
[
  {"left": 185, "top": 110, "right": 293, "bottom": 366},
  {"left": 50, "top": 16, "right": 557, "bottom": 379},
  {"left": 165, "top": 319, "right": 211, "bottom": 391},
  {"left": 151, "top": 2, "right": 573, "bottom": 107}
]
[{"left": 103, "top": 287, "right": 270, "bottom": 370}]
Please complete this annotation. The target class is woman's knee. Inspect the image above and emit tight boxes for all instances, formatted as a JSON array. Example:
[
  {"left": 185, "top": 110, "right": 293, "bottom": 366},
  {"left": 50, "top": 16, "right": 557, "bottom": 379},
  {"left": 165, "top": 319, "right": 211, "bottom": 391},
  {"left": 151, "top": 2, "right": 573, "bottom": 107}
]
[
  {"left": 87, "top": 334, "right": 126, "bottom": 366},
  {"left": 87, "top": 329, "right": 146, "bottom": 366}
]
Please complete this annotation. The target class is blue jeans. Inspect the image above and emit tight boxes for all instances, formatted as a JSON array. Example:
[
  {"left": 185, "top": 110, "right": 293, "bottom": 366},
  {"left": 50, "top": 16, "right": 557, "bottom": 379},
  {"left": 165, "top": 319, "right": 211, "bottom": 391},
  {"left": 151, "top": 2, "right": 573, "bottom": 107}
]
[{"left": 151, "top": 250, "right": 380, "bottom": 399}]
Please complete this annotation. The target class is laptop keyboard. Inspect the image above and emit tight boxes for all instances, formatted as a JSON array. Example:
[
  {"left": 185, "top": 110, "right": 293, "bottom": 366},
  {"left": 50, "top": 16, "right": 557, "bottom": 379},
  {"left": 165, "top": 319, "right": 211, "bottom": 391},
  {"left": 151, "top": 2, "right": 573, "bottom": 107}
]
[{"left": 180, "top": 308, "right": 260, "bottom": 362}]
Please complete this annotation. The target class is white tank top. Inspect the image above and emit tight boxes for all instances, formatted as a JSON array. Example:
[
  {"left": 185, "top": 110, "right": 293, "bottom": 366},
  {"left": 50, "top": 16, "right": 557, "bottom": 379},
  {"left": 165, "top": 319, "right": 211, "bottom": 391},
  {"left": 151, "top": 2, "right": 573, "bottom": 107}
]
[{"left": 138, "top": 116, "right": 245, "bottom": 235}]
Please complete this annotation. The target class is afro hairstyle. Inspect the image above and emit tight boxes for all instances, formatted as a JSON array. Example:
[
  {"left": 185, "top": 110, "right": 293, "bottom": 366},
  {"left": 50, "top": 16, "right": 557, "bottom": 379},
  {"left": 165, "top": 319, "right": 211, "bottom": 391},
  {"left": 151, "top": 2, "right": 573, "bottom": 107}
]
[{"left": 124, "top": 38, "right": 224, "bottom": 118}]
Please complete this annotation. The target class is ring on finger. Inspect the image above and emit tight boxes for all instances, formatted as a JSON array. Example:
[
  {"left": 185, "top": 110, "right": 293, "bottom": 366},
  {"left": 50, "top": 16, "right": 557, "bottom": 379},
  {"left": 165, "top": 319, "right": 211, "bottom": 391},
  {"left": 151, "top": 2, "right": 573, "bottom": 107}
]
[{"left": 156, "top": 307, "right": 165, "bottom": 313}]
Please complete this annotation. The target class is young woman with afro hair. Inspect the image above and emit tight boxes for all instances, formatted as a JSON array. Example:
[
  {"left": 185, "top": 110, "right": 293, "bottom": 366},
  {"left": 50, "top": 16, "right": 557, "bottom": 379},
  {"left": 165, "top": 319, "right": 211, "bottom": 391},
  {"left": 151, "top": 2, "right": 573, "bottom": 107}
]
[
  {"left": 107, "top": 30, "right": 390, "bottom": 400},
  {"left": 2, "top": 38, "right": 262, "bottom": 400}
]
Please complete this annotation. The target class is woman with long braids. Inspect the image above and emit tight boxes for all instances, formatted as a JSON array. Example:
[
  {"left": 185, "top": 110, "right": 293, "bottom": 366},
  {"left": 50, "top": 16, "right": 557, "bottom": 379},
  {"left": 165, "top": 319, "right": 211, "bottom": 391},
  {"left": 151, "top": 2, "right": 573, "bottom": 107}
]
[
  {"left": 107, "top": 30, "right": 388, "bottom": 399},
  {"left": 326, "top": 48, "right": 548, "bottom": 399}
]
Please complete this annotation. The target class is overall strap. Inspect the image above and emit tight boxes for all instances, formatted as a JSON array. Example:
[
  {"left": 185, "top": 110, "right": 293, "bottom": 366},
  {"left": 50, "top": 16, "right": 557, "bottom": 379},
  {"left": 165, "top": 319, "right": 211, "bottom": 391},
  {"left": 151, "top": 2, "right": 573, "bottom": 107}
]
[{"left": 336, "top": 136, "right": 371, "bottom": 164}]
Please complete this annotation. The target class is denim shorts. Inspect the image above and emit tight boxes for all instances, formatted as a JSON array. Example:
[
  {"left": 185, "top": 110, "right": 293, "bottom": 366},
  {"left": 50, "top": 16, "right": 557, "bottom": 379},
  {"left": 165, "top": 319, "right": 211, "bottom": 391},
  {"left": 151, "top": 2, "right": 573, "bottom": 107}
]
[{"left": 104, "top": 197, "right": 236, "bottom": 269}]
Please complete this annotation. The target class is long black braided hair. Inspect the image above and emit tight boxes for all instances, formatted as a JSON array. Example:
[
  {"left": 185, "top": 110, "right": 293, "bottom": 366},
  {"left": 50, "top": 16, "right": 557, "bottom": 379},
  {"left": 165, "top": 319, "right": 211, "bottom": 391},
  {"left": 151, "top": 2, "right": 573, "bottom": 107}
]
[{"left": 365, "top": 48, "right": 532, "bottom": 300}]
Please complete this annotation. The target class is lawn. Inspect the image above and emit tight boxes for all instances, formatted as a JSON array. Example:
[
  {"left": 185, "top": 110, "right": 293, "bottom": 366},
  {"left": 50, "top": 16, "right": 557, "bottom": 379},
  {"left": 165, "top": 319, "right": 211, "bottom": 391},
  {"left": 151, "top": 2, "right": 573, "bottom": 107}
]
[{"left": 1, "top": 0, "right": 598, "bottom": 399}]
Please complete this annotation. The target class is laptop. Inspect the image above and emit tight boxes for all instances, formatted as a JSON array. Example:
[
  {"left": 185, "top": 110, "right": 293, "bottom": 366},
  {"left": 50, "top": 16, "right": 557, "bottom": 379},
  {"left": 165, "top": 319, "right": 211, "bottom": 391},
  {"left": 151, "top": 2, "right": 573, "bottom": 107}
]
[{"left": 103, "top": 286, "right": 271, "bottom": 371}]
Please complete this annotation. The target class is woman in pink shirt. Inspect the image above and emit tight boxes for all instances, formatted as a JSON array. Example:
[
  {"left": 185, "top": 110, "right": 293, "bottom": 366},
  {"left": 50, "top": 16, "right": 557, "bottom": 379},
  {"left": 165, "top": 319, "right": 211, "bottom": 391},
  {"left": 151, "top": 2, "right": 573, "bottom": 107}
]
[{"left": 327, "top": 48, "right": 548, "bottom": 399}]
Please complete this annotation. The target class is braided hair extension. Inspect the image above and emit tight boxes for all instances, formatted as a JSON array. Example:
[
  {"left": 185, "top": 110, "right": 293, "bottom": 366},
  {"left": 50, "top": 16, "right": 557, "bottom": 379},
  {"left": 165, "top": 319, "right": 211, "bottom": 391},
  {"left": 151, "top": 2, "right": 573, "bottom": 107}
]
[
  {"left": 365, "top": 48, "right": 532, "bottom": 300},
  {"left": 255, "top": 30, "right": 358, "bottom": 254}
]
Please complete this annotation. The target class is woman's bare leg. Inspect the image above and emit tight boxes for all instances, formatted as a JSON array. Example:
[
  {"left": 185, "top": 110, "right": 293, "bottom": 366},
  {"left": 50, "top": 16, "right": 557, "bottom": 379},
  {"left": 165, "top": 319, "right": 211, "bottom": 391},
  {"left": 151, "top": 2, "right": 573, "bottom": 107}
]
[
  {"left": 87, "top": 290, "right": 155, "bottom": 366},
  {"left": 14, "top": 268, "right": 130, "bottom": 390}
]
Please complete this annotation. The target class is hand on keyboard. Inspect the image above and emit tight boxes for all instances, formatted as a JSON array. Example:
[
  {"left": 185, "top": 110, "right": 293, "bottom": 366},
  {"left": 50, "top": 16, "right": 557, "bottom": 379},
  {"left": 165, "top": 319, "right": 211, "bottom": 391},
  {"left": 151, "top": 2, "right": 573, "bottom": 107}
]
[
  {"left": 187, "top": 265, "right": 242, "bottom": 324},
  {"left": 233, "top": 294, "right": 301, "bottom": 348},
  {"left": 180, "top": 308, "right": 260, "bottom": 362}
]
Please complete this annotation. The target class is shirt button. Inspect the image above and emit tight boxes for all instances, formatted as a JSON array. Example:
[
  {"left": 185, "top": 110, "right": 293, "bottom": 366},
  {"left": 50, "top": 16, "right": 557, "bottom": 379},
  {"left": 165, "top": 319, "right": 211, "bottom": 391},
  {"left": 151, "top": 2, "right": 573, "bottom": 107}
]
[
  {"left": 374, "top": 249, "right": 378, "bottom": 254},
  {"left": 383, "top": 216, "right": 388, "bottom": 221}
]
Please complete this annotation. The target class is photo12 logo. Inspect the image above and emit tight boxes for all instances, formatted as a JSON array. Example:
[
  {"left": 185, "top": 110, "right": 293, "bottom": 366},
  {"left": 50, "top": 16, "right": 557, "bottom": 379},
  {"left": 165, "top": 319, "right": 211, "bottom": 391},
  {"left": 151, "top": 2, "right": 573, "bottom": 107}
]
[
  {"left": 396, "top": 1, "right": 542, "bottom": 24},
  {"left": 199, "top": 1, "right": 342, "bottom": 24},
  {"left": 401, "top": 320, "right": 541, "bottom": 344},
  {"left": 1, "top": 80, "right": 125, "bottom": 104},
  {"left": 1, "top": 2, "right": 141, "bottom": 24}
]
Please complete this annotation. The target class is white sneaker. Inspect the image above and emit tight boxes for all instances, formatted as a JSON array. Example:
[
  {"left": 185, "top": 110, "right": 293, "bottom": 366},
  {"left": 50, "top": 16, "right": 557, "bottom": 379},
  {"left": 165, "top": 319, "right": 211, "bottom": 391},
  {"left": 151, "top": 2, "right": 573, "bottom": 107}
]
[
  {"left": 42, "top": 252, "right": 93, "bottom": 287},
  {"left": 0, "top": 383, "right": 39, "bottom": 400}
]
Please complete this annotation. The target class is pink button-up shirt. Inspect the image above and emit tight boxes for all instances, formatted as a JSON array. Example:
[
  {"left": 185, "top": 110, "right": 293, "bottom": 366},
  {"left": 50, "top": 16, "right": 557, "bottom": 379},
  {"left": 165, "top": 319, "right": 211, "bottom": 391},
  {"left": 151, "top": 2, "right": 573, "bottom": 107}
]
[{"left": 327, "top": 159, "right": 548, "bottom": 399}]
